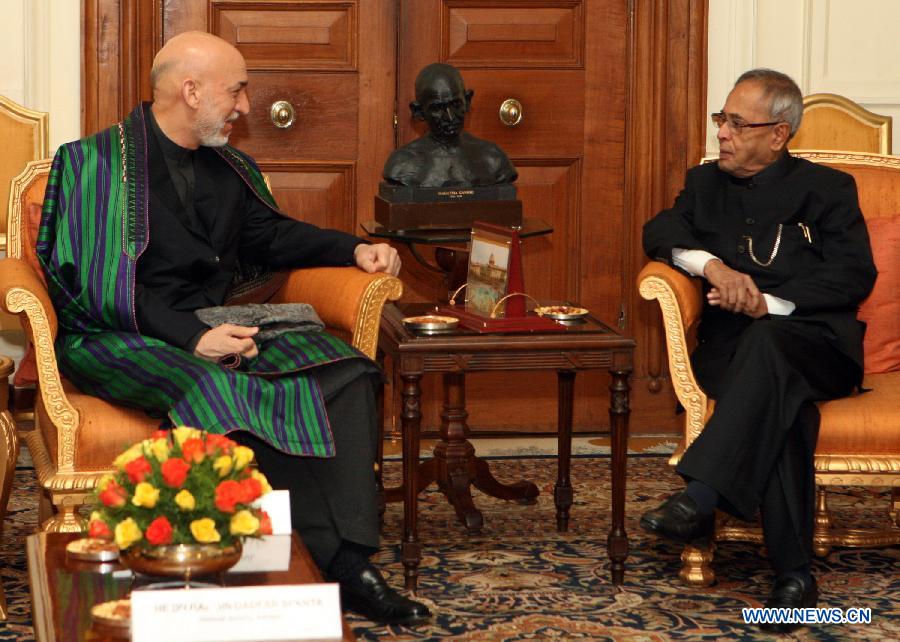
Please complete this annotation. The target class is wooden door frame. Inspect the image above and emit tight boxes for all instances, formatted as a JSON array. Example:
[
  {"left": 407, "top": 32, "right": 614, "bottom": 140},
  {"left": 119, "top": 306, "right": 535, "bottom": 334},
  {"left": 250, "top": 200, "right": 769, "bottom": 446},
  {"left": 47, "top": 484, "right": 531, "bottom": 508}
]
[{"left": 81, "top": 0, "right": 709, "bottom": 433}]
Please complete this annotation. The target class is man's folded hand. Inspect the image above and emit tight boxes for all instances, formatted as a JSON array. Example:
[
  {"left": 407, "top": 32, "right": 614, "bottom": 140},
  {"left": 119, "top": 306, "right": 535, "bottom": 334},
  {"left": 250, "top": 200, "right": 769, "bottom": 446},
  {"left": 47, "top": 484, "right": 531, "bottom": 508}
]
[{"left": 194, "top": 324, "right": 260, "bottom": 362}]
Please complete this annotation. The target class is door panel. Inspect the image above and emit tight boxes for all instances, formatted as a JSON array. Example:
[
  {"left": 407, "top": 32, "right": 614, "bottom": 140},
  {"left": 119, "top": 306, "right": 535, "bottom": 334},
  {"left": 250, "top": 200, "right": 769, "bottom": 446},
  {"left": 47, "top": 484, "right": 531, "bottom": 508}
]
[
  {"left": 264, "top": 164, "right": 355, "bottom": 233},
  {"left": 213, "top": 3, "right": 356, "bottom": 68},
  {"left": 228, "top": 72, "right": 359, "bottom": 160},
  {"left": 443, "top": 1, "right": 584, "bottom": 68},
  {"left": 460, "top": 71, "right": 585, "bottom": 157}
]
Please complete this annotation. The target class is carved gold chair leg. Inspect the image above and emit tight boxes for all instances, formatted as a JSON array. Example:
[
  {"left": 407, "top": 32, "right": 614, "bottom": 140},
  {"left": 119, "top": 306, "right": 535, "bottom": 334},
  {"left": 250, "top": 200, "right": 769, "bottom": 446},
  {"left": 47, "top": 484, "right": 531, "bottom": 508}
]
[
  {"left": 813, "top": 487, "right": 834, "bottom": 557},
  {"left": 42, "top": 493, "right": 88, "bottom": 533},
  {"left": 679, "top": 541, "right": 716, "bottom": 587},
  {"left": 0, "top": 356, "right": 19, "bottom": 620}
]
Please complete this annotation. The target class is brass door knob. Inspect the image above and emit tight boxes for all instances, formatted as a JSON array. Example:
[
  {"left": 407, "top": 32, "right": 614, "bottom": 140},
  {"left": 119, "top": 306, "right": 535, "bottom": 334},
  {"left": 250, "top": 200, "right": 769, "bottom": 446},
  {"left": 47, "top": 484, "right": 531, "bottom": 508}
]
[
  {"left": 270, "top": 100, "right": 295, "bottom": 128},
  {"left": 499, "top": 98, "right": 523, "bottom": 127}
]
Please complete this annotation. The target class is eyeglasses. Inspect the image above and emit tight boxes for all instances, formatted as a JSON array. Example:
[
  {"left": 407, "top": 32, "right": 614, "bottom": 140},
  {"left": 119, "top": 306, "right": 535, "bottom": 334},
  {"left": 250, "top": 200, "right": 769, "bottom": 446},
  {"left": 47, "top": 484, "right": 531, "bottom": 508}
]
[{"left": 711, "top": 111, "right": 782, "bottom": 135}]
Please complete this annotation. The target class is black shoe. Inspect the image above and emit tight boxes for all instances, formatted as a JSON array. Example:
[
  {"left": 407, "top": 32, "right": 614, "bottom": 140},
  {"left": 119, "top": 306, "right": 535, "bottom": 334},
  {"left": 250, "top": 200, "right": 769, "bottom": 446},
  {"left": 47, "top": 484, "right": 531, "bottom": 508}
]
[
  {"left": 640, "top": 492, "right": 714, "bottom": 544},
  {"left": 759, "top": 575, "right": 818, "bottom": 633},
  {"left": 340, "top": 564, "right": 431, "bottom": 626}
]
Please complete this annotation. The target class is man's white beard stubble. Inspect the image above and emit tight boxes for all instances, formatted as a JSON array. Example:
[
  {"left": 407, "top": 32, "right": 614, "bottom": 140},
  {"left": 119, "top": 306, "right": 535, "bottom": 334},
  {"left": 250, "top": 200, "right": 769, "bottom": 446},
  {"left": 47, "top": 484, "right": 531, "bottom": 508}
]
[{"left": 196, "top": 109, "right": 239, "bottom": 147}]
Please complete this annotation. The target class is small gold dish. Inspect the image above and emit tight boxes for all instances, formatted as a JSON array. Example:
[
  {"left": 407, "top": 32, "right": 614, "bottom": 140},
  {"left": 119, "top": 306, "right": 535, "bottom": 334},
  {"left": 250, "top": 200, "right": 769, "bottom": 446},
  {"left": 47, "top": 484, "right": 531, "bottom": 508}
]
[
  {"left": 66, "top": 537, "right": 120, "bottom": 563},
  {"left": 402, "top": 314, "right": 459, "bottom": 332},
  {"left": 534, "top": 305, "right": 590, "bottom": 321},
  {"left": 91, "top": 598, "right": 131, "bottom": 632}
]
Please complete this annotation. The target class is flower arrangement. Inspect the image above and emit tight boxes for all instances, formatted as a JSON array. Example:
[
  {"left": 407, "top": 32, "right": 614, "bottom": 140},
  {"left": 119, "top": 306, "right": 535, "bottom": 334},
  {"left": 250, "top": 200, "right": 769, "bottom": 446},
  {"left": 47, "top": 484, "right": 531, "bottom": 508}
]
[{"left": 88, "top": 427, "right": 274, "bottom": 550}]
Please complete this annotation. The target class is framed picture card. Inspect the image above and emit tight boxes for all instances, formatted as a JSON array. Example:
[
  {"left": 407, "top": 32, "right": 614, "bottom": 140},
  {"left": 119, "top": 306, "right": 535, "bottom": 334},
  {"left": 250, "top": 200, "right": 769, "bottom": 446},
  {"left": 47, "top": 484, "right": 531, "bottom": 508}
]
[{"left": 466, "top": 222, "right": 513, "bottom": 317}]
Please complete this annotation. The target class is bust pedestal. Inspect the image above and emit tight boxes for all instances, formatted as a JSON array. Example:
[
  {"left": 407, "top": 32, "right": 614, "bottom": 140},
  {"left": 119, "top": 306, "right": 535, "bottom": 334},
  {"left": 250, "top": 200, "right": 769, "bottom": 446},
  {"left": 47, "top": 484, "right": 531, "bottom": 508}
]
[{"left": 374, "top": 196, "right": 522, "bottom": 231}]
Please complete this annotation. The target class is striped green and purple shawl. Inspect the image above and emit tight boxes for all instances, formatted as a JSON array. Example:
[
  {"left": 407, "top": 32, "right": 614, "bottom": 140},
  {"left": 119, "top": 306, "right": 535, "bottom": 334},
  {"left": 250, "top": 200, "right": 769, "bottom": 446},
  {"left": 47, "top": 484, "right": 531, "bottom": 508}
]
[{"left": 36, "top": 103, "right": 363, "bottom": 457}]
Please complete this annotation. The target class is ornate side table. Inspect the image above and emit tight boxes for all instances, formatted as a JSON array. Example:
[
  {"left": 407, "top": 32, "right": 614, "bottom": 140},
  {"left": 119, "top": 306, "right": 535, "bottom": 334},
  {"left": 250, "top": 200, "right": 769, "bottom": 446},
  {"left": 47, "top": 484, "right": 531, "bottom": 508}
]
[{"left": 378, "top": 303, "right": 635, "bottom": 592}]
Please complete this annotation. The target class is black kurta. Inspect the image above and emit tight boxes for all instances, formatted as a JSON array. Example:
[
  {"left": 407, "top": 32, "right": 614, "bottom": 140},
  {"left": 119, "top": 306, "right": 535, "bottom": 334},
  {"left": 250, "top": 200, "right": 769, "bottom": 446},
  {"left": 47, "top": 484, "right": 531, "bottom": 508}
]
[
  {"left": 643, "top": 153, "right": 877, "bottom": 571},
  {"left": 138, "top": 113, "right": 381, "bottom": 568}
]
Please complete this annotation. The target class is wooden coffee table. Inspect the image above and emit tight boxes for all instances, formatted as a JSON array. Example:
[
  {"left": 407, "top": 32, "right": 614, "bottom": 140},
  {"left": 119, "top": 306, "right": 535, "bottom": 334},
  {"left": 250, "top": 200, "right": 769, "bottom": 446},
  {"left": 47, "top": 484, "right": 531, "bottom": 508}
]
[
  {"left": 27, "top": 532, "right": 356, "bottom": 641},
  {"left": 378, "top": 303, "right": 635, "bottom": 592}
]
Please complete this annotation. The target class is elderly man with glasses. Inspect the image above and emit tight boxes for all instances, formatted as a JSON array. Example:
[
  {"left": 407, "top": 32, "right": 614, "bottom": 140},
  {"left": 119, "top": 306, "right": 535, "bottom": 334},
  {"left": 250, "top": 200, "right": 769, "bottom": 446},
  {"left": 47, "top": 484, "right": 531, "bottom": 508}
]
[{"left": 640, "top": 68, "right": 876, "bottom": 633}]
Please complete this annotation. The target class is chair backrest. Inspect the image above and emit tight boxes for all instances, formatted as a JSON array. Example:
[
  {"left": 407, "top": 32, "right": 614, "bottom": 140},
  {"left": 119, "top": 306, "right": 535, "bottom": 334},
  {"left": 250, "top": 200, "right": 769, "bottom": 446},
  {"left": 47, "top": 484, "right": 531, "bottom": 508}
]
[
  {"left": 791, "top": 151, "right": 900, "bottom": 220},
  {"left": 0, "top": 96, "right": 49, "bottom": 252},
  {"left": 789, "top": 93, "right": 892, "bottom": 154},
  {"left": 7, "top": 159, "right": 52, "bottom": 268}
]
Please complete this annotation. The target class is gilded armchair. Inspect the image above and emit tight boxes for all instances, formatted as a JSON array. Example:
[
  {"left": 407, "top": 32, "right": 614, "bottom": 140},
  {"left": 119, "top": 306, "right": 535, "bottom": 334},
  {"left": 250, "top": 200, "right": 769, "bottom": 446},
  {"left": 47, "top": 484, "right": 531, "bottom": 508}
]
[
  {"left": 789, "top": 93, "right": 892, "bottom": 154},
  {"left": 638, "top": 150, "right": 900, "bottom": 586},
  {"left": 1, "top": 159, "right": 402, "bottom": 532}
]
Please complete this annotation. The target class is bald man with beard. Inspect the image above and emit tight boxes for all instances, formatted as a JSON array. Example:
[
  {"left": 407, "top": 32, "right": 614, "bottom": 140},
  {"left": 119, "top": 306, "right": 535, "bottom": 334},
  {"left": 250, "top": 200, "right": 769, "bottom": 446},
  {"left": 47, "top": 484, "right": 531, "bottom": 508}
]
[{"left": 37, "top": 31, "right": 430, "bottom": 626}]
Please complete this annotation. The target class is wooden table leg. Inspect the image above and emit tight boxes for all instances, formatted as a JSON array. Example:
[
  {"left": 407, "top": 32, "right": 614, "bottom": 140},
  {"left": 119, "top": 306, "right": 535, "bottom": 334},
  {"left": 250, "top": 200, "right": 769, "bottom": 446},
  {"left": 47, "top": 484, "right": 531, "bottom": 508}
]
[
  {"left": 400, "top": 372, "right": 422, "bottom": 593},
  {"left": 555, "top": 370, "right": 575, "bottom": 531},
  {"left": 435, "top": 372, "right": 539, "bottom": 532},
  {"left": 434, "top": 372, "right": 483, "bottom": 531},
  {"left": 607, "top": 367, "right": 631, "bottom": 585}
]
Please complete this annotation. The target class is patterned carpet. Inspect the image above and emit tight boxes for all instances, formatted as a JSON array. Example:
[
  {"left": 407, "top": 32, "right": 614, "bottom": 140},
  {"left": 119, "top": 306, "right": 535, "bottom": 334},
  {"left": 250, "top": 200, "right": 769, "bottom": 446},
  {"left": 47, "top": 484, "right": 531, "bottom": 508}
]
[{"left": 1, "top": 454, "right": 898, "bottom": 641}]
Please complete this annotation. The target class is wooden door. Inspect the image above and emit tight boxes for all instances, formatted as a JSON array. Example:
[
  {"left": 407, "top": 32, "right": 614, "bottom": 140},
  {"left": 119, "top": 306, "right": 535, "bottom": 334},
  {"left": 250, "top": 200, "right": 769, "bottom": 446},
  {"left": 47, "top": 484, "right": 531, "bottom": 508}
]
[
  {"left": 164, "top": 0, "right": 396, "bottom": 233},
  {"left": 394, "top": 0, "right": 629, "bottom": 435},
  {"left": 82, "top": 0, "right": 708, "bottom": 439}
]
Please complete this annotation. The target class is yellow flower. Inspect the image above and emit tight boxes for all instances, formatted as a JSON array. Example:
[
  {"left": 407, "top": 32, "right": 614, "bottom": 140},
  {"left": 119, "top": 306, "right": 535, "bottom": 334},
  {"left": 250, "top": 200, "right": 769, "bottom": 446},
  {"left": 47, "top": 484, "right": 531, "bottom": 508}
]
[
  {"left": 113, "top": 443, "right": 144, "bottom": 469},
  {"left": 213, "top": 455, "right": 233, "bottom": 478},
  {"left": 149, "top": 438, "right": 170, "bottom": 463},
  {"left": 190, "top": 518, "right": 221, "bottom": 543},
  {"left": 232, "top": 446, "right": 255, "bottom": 470},
  {"left": 132, "top": 482, "right": 160, "bottom": 508},
  {"left": 172, "top": 426, "right": 202, "bottom": 447},
  {"left": 250, "top": 469, "right": 273, "bottom": 494},
  {"left": 174, "top": 489, "right": 196, "bottom": 511},
  {"left": 229, "top": 510, "right": 260, "bottom": 536},
  {"left": 96, "top": 474, "right": 115, "bottom": 491},
  {"left": 89, "top": 510, "right": 103, "bottom": 523},
  {"left": 114, "top": 517, "right": 143, "bottom": 549}
]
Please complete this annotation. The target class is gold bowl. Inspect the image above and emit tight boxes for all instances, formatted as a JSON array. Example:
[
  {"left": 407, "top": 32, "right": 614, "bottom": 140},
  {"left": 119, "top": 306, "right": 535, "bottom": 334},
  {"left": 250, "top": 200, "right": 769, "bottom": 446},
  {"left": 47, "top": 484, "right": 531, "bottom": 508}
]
[{"left": 118, "top": 542, "right": 242, "bottom": 581}]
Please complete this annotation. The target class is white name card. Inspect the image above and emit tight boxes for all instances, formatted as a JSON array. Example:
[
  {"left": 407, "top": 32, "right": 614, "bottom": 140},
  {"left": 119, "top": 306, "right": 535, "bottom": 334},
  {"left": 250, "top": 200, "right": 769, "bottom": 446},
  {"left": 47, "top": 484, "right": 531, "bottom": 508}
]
[
  {"left": 230, "top": 534, "right": 292, "bottom": 573},
  {"left": 131, "top": 583, "right": 343, "bottom": 642},
  {"left": 256, "top": 490, "right": 293, "bottom": 535}
]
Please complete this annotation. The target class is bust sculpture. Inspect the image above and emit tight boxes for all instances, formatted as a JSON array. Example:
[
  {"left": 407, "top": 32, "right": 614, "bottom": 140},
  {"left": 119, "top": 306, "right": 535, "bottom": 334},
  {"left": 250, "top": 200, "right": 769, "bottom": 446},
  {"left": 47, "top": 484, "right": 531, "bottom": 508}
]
[{"left": 382, "top": 63, "right": 518, "bottom": 188}]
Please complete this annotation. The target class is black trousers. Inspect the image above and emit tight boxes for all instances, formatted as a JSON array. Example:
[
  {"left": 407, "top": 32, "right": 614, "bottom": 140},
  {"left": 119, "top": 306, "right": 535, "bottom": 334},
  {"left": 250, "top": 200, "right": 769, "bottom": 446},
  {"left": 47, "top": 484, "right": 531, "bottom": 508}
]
[
  {"left": 677, "top": 317, "right": 858, "bottom": 572},
  {"left": 235, "top": 359, "right": 381, "bottom": 571}
]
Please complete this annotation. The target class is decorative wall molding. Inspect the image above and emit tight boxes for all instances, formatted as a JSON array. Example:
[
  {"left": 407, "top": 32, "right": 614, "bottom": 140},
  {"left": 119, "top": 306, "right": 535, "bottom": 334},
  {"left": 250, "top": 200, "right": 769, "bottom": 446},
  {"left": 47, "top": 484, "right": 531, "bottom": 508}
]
[{"left": 709, "top": 0, "right": 900, "bottom": 155}]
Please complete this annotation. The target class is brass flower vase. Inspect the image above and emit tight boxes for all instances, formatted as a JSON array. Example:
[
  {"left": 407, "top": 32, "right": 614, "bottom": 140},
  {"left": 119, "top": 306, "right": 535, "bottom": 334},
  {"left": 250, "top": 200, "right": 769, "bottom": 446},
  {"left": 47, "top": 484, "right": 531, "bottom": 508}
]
[{"left": 119, "top": 542, "right": 242, "bottom": 588}]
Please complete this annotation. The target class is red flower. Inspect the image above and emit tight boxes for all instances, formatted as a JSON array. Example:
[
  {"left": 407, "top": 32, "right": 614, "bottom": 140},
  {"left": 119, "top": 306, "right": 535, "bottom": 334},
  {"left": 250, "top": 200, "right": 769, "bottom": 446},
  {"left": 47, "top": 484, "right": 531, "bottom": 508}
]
[
  {"left": 98, "top": 481, "right": 128, "bottom": 507},
  {"left": 257, "top": 510, "right": 273, "bottom": 536},
  {"left": 151, "top": 430, "right": 169, "bottom": 440},
  {"left": 88, "top": 519, "right": 112, "bottom": 539},
  {"left": 181, "top": 438, "right": 206, "bottom": 463},
  {"left": 238, "top": 477, "right": 263, "bottom": 504},
  {"left": 205, "top": 433, "right": 236, "bottom": 455},
  {"left": 214, "top": 480, "right": 243, "bottom": 513},
  {"left": 161, "top": 457, "right": 191, "bottom": 488},
  {"left": 145, "top": 516, "right": 174, "bottom": 546},
  {"left": 124, "top": 456, "right": 152, "bottom": 484}
]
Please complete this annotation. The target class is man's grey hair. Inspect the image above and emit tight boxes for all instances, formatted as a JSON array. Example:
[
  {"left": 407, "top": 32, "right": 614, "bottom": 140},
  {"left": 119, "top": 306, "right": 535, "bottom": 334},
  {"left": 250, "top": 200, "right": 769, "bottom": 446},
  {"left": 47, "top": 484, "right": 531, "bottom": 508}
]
[
  {"left": 736, "top": 68, "right": 803, "bottom": 139},
  {"left": 150, "top": 60, "right": 172, "bottom": 93}
]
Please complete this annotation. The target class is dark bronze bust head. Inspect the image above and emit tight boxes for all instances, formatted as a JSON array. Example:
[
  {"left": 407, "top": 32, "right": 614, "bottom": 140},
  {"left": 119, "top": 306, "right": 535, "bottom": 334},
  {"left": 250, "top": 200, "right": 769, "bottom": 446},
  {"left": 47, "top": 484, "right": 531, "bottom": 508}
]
[{"left": 383, "top": 63, "right": 517, "bottom": 188}]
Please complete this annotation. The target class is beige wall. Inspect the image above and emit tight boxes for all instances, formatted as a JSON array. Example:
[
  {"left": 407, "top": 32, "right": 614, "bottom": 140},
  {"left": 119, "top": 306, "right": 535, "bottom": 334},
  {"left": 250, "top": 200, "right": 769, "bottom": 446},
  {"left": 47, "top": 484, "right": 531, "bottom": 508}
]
[
  {"left": 0, "top": 0, "right": 81, "bottom": 152},
  {"left": 0, "top": 0, "right": 79, "bottom": 365},
  {"left": 707, "top": 0, "right": 900, "bottom": 157}
]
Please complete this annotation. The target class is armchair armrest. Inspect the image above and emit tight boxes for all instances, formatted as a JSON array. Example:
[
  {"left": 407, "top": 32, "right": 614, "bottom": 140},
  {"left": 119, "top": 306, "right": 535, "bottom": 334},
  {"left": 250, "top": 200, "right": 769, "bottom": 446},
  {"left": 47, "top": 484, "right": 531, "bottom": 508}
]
[
  {"left": 0, "top": 258, "right": 80, "bottom": 473},
  {"left": 271, "top": 267, "right": 402, "bottom": 359},
  {"left": 637, "top": 261, "right": 709, "bottom": 458}
]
